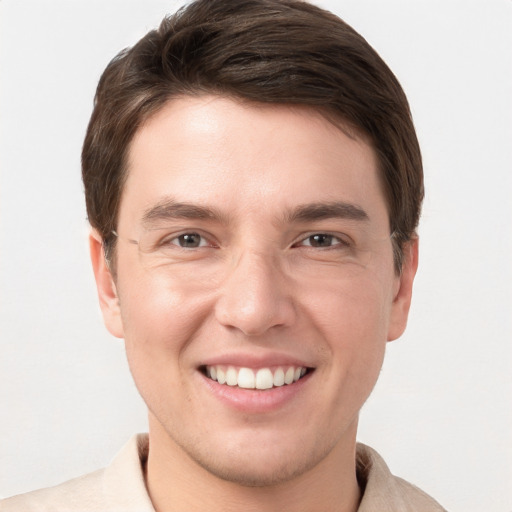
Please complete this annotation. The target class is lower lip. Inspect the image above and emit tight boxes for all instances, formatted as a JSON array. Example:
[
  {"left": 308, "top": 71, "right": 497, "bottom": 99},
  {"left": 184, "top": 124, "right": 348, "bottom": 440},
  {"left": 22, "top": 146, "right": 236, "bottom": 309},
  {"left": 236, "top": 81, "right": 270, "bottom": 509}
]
[{"left": 200, "top": 371, "right": 313, "bottom": 413}]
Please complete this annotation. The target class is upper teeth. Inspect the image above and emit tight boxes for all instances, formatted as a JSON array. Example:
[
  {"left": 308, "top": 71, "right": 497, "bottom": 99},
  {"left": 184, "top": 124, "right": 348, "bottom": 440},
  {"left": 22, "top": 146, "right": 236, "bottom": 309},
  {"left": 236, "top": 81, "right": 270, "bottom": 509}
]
[{"left": 206, "top": 365, "right": 307, "bottom": 390}]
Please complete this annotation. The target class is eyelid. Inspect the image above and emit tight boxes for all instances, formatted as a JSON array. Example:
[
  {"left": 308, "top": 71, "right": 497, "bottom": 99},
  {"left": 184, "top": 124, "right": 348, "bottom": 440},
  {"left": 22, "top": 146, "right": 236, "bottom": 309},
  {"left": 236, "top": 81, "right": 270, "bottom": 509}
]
[
  {"left": 171, "top": 233, "right": 209, "bottom": 248},
  {"left": 157, "top": 229, "right": 219, "bottom": 249},
  {"left": 293, "top": 231, "right": 352, "bottom": 248}
]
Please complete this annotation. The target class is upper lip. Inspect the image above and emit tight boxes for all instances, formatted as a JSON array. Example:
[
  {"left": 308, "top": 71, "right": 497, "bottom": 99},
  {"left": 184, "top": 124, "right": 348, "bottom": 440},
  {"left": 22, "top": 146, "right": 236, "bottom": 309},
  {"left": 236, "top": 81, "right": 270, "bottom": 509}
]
[{"left": 199, "top": 352, "right": 315, "bottom": 370}]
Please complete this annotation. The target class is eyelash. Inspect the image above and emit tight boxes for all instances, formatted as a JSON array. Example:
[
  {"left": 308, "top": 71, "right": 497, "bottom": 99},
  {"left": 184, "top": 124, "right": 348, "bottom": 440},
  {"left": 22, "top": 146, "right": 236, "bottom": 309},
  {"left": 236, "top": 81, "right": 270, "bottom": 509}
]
[
  {"left": 161, "top": 232, "right": 216, "bottom": 249},
  {"left": 293, "top": 233, "right": 351, "bottom": 249},
  {"left": 159, "top": 231, "right": 352, "bottom": 250}
]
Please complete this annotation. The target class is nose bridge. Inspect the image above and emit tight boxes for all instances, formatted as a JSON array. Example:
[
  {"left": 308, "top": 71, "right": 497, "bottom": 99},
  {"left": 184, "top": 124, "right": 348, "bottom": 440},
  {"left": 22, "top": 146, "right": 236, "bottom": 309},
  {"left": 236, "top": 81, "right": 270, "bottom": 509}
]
[{"left": 215, "top": 247, "right": 295, "bottom": 336}]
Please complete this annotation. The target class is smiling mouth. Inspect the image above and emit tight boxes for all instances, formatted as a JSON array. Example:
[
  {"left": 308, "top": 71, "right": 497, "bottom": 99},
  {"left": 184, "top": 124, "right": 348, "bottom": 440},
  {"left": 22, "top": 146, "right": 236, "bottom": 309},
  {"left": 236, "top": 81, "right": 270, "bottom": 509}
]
[{"left": 201, "top": 365, "right": 312, "bottom": 390}]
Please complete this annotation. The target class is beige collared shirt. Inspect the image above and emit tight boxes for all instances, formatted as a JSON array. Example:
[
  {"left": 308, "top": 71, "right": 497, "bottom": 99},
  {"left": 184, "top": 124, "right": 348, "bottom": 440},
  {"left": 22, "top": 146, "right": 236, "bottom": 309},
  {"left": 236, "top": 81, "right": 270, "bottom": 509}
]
[{"left": 1, "top": 434, "right": 446, "bottom": 511}]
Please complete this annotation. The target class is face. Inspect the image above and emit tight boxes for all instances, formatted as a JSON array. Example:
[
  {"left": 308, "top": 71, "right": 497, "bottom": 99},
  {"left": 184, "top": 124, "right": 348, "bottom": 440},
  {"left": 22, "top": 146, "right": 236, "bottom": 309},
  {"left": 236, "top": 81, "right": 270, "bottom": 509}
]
[{"left": 91, "top": 96, "right": 417, "bottom": 486}]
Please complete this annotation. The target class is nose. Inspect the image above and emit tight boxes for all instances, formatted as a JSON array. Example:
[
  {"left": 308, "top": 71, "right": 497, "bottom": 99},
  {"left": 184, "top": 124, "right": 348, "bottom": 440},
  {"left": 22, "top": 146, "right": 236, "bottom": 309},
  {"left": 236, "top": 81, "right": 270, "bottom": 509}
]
[{"left": 214, "top": 251, "right": 296, "bottom": 336}]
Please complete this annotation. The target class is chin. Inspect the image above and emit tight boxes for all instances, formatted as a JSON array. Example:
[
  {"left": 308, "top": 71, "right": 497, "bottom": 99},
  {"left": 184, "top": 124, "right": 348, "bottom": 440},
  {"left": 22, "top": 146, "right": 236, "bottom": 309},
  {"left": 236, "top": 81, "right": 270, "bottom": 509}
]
[
  {"left": 171, "top": 424, "right": 338, "bottom": 488},
  {"left": 189, "top": 444, "right": 323, "bottom": 488}
]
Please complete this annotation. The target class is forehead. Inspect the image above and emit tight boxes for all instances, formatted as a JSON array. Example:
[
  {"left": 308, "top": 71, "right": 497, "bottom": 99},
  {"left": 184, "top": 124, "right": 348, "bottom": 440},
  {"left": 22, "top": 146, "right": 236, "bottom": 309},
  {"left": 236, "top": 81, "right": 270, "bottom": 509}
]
[{"left": 120, "top": 95, "right": 388, "bottom": 230}]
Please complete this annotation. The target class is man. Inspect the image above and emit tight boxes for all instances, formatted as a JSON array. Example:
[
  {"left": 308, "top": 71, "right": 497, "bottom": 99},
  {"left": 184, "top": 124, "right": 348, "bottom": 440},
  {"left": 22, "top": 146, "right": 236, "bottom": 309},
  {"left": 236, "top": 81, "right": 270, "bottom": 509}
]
[{"left": 1, "top": 0, "right": 446, "bottom": 510}]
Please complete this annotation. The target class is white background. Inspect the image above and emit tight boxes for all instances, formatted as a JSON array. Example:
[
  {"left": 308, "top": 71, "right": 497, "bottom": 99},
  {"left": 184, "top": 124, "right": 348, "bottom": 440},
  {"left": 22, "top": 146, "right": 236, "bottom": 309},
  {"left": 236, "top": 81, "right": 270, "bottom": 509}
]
[{"left": 1, "top": 1, "right": 511, "bottom": 510}]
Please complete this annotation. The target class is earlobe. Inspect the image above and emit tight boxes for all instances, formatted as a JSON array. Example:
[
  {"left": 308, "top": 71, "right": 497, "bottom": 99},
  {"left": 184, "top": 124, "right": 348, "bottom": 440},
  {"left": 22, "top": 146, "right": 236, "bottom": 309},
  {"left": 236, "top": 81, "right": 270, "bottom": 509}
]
[
  {"left": 387, "top": 237, "right": 419, "bottom": 342},
  {"left": 89, "top": 230, "right": 124, "bottom": 338}
]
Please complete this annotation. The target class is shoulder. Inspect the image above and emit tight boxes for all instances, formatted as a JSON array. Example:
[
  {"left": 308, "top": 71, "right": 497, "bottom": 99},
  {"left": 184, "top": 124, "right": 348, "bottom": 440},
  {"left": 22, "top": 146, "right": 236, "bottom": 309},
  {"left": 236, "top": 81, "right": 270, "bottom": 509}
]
[
  {"left": 356, "top": 443, "right": 447, "bottom": 512},
  {"left": 0, "top": 469, "right": 105, "bottom": 512},
  {"left": 1, "top": 434, "right": 154, "bottom": 512}
]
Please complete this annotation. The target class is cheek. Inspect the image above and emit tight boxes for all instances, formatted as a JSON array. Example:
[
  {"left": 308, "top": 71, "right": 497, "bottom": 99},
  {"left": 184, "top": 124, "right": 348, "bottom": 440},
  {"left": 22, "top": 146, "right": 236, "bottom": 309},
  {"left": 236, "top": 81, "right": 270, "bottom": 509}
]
[
  {"left": 307, "top": 273, "right": 392, "bottom": 380},
  {"left": 311, "top": 271, "right": 393, "bottom": 339},
  {"left": 290, "top": 274, "right": 391, "bottom": 431},
  {"left": 118, "top": 261, "right": 209, "bottom": 334},
  {"left": 118, "top": 278, "right": 210, "bottom": 422},
  {"left": 117, "top": 270, "right": 213, "bottom": 382}
]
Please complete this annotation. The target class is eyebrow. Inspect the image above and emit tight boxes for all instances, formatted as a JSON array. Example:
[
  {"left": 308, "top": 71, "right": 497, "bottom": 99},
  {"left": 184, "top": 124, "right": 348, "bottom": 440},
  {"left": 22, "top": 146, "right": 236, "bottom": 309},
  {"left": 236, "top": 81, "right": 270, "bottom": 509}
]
[
  {"left": 141, "top": 198, "right": 228, "bottom": 227},
  {"left": 285, "top": 201, "right": 369, "bottom": 224},
  {"left": 140, "top": 198, "right": 369, "bottom": 228}
]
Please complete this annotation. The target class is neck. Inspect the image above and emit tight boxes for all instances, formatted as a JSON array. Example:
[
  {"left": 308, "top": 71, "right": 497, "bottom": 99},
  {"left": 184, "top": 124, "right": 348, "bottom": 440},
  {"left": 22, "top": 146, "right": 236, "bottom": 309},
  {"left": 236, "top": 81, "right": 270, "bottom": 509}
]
[{"left": 145, "top": 417, "right": 361, "bottom": 512}]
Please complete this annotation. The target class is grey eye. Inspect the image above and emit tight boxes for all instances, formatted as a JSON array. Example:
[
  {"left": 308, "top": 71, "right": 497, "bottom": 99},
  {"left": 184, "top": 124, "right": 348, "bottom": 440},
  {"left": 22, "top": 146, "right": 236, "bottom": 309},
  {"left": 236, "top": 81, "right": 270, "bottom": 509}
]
[
  {"left": 175, "top": 233, "right": 203, "bottom": 248},
  {"left": 307, "top": 234, "right": 335, "bottom": 247}
]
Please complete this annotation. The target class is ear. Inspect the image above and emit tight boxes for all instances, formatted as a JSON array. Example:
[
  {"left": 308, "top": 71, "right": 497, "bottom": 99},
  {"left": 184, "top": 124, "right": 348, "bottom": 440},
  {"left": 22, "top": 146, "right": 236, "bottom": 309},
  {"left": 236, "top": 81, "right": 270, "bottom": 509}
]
[
  {"left": 387, "top": 237, "right": 419, "bottom": 342},
  {"left": 89, "top": 230, "right": 124, "bottom": 338}
]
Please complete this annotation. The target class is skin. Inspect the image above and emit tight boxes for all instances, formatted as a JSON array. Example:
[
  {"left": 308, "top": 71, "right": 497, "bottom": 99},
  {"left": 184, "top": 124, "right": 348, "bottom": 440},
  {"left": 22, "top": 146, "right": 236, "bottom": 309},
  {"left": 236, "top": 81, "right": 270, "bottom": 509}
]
[{"left": 90, "top": 95, "right": 418, "bottom": 512}]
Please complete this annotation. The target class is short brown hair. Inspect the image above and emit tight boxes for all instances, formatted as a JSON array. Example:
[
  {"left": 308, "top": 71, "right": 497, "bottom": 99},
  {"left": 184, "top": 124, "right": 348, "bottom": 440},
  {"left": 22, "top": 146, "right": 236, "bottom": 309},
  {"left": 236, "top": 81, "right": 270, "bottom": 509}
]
[{"left": 82, "top": 0, "right": 423, "bottom": 272}]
